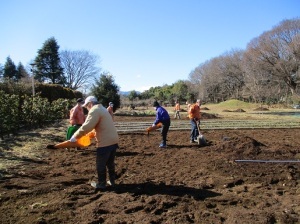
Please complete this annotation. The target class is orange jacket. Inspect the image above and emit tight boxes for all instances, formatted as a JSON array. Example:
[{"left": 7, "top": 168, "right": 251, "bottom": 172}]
[{"left": 188, "top": 103, "right": 200, "bottom": 120}]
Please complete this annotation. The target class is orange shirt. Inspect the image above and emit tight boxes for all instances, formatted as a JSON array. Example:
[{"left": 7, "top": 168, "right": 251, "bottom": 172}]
[
  {"left": 188, "top": 103, "right": 200, "bottom": 120},
  {"left": 175, "top": 103, "right": 180, "bottom": 111}
]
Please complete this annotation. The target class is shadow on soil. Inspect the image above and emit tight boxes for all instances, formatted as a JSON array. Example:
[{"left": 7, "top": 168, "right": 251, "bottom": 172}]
[{"left": 108, "top": 182, "right": 221, "bottom": 201}]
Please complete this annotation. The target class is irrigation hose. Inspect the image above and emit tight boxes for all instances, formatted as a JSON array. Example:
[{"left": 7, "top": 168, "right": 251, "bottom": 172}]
[{"left": 235, "top": 160, "right": 300, "bottom": 163}]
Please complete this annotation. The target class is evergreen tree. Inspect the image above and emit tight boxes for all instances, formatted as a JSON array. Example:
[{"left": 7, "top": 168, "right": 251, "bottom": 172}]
[
  {"left": 16, "top": 62, "right": 29, "bottom": 81},
  {"left": 0, "top": 64, "right": 3, "bottom": 79},
  {"left": 90, "top": 72, "right": 120, "bottom": 111},
  {"left": 34, "top": 37, "right": 64, "bottom": 84},
  {"left": 3, "top": 57, "right": 17, "bottom": 80}
]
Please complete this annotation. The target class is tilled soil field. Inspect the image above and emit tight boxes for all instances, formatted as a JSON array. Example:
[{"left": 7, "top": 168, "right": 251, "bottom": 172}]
[{"left": 0, "top": 115, "right": 300, "bottom": 224}]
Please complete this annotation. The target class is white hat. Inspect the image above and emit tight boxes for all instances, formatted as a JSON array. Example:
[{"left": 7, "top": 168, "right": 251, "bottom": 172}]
[{"left": 82, "top": 96, "right": 98, "bottom": 107}]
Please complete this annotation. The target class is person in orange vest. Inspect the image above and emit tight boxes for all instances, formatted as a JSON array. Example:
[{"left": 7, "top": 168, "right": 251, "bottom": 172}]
[
  {"left": 174, "top": 101, "right": 181, "bottom": 119},
  {"left": 188, "top": 99, "right": 201, "bottom": 143},
  {"left": 107, "top": 102, "right": 114, "bottom": 121}
]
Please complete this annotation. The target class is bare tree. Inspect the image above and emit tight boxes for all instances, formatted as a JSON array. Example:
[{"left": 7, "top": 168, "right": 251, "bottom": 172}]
[
  {"left": 189, "top": 50, "right": 245, "bottom": 103},
  {"left": 60, "top": 50, "right": 101, "bottom": 90},
  {"left": 218, "top": 50, "right": 245, "bottom": 99},
  {"left": 244, "top": 18, "right": 300, "bottom": 96}
]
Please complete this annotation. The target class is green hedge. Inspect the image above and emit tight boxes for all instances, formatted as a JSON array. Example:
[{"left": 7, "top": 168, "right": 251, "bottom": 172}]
[{"left": 0, "top": 90, "right": 75, "bottom": 139}]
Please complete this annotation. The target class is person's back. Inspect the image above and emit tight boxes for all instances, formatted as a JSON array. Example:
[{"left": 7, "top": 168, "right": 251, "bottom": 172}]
[
  {"left": 188, "top": 99, "right": 201, "bottom": 143},
  {"left": 75, "top": 104, "right": 118, "bottom": 147},
  {"left": 189, "top": 103, "right": 200, "bottom": 120}
]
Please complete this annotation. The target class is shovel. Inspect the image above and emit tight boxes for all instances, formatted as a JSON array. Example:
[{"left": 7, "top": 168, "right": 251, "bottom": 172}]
[{"left": 195, "top": 119, "right": 207, "bottom": 146}]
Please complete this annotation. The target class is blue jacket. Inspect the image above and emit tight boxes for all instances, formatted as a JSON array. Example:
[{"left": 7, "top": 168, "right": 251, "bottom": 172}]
[{"left": 154, "top": 106, "right": 170, "bottom": 125}]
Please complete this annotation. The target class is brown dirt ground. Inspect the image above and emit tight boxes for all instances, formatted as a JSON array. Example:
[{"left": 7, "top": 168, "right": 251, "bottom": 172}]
[{"left": 0, "top": 115, "right": 300, "bottom": 224}]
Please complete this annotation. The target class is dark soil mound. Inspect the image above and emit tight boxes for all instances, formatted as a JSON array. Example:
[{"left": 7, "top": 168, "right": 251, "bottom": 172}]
[
  {"left": 214, "top": 135, "right": 264, "bottom": 159},
  {"left": 201, "top": 107, "right": 210, "bottom": 110},
  {"left": 233, "top": 108, "right": 246, "bottom": 112},
  {"left": 201, "top": 112, "right": 218, "bottom": 119},
  {"left": 253, "top": 107, "right": 269, "bottom": 111},
  {"left": 222, "top": 109, "right": 232, "bottom": 112}
]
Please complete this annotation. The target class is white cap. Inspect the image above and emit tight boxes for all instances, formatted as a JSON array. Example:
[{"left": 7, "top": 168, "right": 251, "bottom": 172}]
[{"left": 82, "top": 96, "right": 98, "bottom": 107}]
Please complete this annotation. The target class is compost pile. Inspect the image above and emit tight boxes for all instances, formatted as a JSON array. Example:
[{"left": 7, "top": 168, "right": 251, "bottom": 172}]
[{"left": 0, "top": 116, "right": 299, "bottom": 224}]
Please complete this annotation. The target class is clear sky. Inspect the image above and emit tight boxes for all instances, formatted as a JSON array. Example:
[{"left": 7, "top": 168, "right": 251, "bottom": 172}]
[{"left": 1, "top": 0, "right": 299, "bottom": 92}]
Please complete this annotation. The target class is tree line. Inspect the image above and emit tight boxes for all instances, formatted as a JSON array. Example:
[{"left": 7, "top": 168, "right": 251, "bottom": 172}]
[
  {"left": 189, "top": 18, "right": 300, "bottom": 105},
  {"left": 0, "top": 18, "right": 299, "bottom": 107}
]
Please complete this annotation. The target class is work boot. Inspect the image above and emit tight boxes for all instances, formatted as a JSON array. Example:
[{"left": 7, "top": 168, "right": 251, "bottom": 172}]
[
  {"left": 190, "top": 139, "right": 196, "bottom": 143},
  {"left": 107, "top": 180, "right": 115, "bottom": 187},
  {"left": 91, "top": 181, "right": 106, "bottom": 190},
  {"left": 159, "top": 141, "right": 167, "bottom": 148}
]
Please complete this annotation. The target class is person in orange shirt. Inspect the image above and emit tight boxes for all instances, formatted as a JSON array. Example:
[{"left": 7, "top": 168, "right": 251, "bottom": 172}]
[
  {"left": 188, "top": 99, "right": 201, "bottom": 143},
  {"left": 107, "top": 102, "right": 114, "bottom": 121},
  {"left": 174, "top": 101, "right": 181, "bottom": 119}
]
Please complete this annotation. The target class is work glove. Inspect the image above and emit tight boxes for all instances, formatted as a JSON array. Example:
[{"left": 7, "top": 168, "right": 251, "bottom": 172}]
[{"left": 69, "top": 136, "right": 77, "bottom": 142}]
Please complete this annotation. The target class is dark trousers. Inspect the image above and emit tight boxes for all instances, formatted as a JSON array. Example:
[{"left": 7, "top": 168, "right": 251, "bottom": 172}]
[
  {"left": 96, "top": 144, "right": 118, "bottom": 185},
  {"left": 190, "top": 119, "right": 199, "bottom": 140},
  {"left": 161, "top": 119, "right": 171, "bottom": 143}
]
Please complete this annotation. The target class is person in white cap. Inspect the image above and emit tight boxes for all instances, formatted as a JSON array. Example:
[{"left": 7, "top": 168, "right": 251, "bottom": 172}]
[
  {"left": 70, "top": 96, "right": 119, "bottom": 190},
  {"left": 107, "top": 102, "right": 114, "bottom": 121}
]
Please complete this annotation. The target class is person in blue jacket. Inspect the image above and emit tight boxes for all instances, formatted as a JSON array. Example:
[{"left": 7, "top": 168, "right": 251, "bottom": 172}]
[{"left": 152, "top": 101, "right": 171, "bottom": 148}]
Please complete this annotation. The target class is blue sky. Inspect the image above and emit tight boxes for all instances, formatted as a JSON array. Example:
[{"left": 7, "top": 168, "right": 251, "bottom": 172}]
[{"left": 0, "top": 0, "right": 299, "bottom": 92}]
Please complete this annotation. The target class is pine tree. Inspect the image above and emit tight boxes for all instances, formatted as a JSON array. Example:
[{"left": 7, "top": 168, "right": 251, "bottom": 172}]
[
  {"left": 3, "top": 57, "right": 17, "bottom": 81},
  {"left": 34, "top": 37, "right": 64, "bottom": 84},
  {"left": 0, "top": 64, "right": 3, "bottom": 79},
  {"left": 16, "top": 62, "right": 29, "bottom": 81},
  {"left": 90, "top": 72, "right": 120, "bottom": 111}
]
